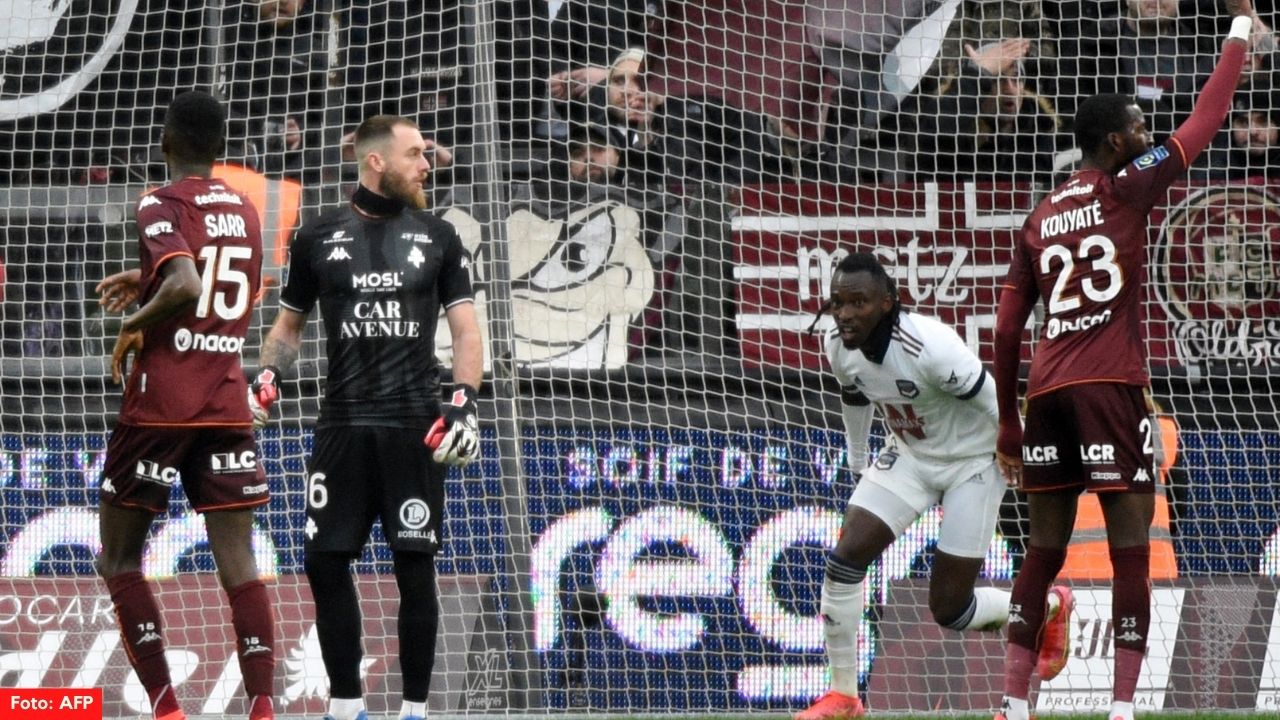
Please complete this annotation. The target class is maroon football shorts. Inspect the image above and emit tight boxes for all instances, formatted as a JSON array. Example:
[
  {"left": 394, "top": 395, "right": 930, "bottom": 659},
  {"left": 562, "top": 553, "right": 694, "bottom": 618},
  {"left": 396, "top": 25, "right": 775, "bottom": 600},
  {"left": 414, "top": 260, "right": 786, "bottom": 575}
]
[
  {"left": 1021, "top": 383, "right": 1157, "bottom": 494},
  {"left": 101, "top": 424, "right": 269, "bottom": 512}
]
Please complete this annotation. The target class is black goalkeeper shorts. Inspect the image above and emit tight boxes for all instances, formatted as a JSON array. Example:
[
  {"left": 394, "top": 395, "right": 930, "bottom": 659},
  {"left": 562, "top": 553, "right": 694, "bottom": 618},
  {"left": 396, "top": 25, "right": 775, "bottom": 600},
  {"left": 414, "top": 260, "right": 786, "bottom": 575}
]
[{"left": 303, "top": 425, "right": 446, "bottom": 555}]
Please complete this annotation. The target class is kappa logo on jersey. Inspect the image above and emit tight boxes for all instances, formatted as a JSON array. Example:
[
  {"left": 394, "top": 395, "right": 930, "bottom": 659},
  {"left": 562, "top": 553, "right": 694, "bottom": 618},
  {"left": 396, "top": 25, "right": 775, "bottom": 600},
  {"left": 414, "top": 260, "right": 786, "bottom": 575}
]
[
  {"left": 138, "top": 195, "right": 162, "bottom": 209},
  {"left": 408, "top": 246, "right": 425, "bottom": 268},
  {"left": 135, "top": 460, "right": 180, "bottom": 486},
  {"left": 327, "top": 246, "right": 352, "bottom": 262},
  {"left": 144, "top": 220, "right": 174, "bottom": 237},
  {"left": 1133, "top": 146, "right": 1169, "bottom": 170},
  {"left": 210, "top": 450, "right": 257, "bottom": 472},
  {"left": 895, "top": 379, "right": 919, "bottom": 398},
  {"left": 401, "top": 232, "right": 433, "bottom": 244}
]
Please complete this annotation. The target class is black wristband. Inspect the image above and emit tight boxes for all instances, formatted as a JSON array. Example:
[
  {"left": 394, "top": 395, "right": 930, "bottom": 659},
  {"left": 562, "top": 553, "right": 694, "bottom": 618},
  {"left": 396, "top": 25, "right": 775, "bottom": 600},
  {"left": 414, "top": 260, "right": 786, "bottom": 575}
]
[
  {"left": 449, "top": 383, "right": 479, "bottom": 407},
  {"left": 254, "top": 365, "right": 282, "bottom": 387}
]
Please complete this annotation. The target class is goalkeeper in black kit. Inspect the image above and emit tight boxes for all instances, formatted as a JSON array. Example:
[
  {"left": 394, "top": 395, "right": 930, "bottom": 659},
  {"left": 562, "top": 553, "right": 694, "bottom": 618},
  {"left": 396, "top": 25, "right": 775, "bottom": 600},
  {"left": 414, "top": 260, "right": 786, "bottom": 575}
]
[{"left": 252, "top": 115, "right": 483, "bottom": 720}]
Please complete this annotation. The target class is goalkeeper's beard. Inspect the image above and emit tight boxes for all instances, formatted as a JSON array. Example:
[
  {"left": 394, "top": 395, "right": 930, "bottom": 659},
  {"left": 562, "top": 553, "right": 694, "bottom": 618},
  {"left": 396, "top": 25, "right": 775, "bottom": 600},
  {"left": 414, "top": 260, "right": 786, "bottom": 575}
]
[{"left": 380, "top": 172, "right": 428, "bottom": 210}]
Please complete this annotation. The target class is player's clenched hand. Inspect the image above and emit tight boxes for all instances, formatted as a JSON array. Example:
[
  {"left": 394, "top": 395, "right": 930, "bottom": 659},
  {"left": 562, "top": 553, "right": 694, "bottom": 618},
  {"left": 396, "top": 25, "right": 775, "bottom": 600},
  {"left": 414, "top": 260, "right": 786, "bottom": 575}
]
[
  {"left": 248, "top": 366, "right": 280, "bottom": 429},
  {"left": 996, "top": 421, "right": 1024, "bottom": 487},
  {"left": 110, "top": 328, "right": 143, "bottom": 385},
  {"left": 425, "top": 384, "right": 480, "bottom": 467},
  {"left": 96, "top": 269, "right": 142, "bottom": 313}
]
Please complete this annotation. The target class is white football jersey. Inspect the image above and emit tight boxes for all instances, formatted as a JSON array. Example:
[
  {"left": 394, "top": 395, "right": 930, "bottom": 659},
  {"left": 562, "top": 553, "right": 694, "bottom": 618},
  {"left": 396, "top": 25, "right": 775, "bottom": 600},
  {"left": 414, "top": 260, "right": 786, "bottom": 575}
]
[{"left": 825, "top": 311, "right": 998, "bottom": 464}]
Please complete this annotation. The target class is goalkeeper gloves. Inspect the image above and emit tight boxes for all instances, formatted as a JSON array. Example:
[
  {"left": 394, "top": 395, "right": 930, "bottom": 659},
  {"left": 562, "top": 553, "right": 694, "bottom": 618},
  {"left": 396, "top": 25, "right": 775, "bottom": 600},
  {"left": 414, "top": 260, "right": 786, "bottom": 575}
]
[
  {"left": 425, "top": 383, "right": 480, "bottom": 467},
  {"left": 248, "top": 366, "right": 280, "bottom": 430}
]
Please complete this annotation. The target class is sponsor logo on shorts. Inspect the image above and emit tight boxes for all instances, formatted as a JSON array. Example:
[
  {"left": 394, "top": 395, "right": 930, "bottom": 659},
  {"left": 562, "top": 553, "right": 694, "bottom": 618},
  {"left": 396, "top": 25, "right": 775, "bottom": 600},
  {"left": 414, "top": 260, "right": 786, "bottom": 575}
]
[
  {"left": 873, "top": 449, "right": 899, "bottom": 471},
  {"left": 1023, "top": 445, "right": 1059, "bottom": 464},
  {"left": 135, "top": 460, "right": 180, "bottom": 486},
  {"left": 895, "top": 379, "right": 919, "bottom": 398},
  {"left": 1079, "top": 443, "right": 1116, "bottom": 464},
  {"left": 242, "top": 483, "right": 269, "bottom": 496},
  {"left": 211, "top": 450, "right": 257, "bottom": 472},
  {"left": 399, "top": 499, "right": 431, "bottom": 530},
  {"left": 1133, "top": 467, "right": 1152, "bottom": 483},
  {"left": 398, "top": 529, "right": 439, "bottom": 544},
  {"left": 101, "top": 477, "right": 116, "bottom": 494},
  {"left": 1090, "top": 471, "right": 1123, "bottom": 481},
  {"left": 174, "top": 328, "right": 245, "bottom": 354}
]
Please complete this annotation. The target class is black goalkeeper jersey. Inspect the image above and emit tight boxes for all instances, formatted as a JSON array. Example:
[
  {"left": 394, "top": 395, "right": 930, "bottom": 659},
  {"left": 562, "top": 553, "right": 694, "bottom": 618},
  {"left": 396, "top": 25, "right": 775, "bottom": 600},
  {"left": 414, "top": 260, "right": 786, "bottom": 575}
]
[{"left": 280, "top": 203, "right": 473, "bottom": 429}]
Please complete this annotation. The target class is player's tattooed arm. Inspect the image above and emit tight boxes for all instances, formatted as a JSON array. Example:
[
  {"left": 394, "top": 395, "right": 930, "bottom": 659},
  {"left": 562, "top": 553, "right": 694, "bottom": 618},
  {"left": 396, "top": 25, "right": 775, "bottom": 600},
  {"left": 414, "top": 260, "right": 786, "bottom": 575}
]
[{"left": 258, "top": 307, "right": 307, "bottom": 376}]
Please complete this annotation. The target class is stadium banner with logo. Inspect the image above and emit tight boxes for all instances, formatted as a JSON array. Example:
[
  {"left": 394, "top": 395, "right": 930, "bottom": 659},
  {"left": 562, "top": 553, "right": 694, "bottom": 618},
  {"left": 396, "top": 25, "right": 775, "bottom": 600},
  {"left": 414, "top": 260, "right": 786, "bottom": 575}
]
[
  {"left": 733, "top": 182, "right": 1280, "bottom": 371},
  {"left": 5, "top": 424, "right": 1278, "bottom": 713}
]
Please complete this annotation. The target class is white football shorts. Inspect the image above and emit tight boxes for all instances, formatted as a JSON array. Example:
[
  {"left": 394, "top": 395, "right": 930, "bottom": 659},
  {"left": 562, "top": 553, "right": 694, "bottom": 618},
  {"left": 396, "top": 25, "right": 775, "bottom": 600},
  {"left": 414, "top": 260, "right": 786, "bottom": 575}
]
[{"left": 847, "top": 443, "right": 1003, "bottom": 558}]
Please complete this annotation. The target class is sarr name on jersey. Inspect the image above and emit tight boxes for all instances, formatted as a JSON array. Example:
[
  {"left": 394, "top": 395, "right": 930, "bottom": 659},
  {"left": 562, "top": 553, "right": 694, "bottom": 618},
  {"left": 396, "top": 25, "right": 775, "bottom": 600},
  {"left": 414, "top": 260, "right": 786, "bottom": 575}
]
[{"left": 205, "top": 213, "right": 248, "bottom": 238}]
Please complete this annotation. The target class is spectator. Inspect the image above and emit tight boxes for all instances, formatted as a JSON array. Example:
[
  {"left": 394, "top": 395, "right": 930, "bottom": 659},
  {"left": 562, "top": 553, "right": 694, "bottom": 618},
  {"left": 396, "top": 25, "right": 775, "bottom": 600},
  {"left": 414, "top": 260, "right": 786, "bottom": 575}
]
[
  {"left": 802, "top": 0, "right": 964, "bottom": 179},
  {"left": 1197, "top": 92, "right": 1280, "bottom": 178},
  {"left": 560, "top": 49, "right": 792, "bottom": 186},
  {"left": 1063, "top": 0, "right": 1217, "bottom": 140},
  {"left": 913, "top": 37, "right": 1065, "bottom": 186},
  {"left": 222, "top": 0, "right": 328, "bottom": 184}
]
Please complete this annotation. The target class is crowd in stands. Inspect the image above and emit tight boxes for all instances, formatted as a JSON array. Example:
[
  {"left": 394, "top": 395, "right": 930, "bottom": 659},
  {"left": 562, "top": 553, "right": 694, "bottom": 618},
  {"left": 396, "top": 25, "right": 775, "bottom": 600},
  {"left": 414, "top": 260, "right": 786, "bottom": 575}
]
[{"left": 0, "top": 0, "right": 1276, "bottom": 190}]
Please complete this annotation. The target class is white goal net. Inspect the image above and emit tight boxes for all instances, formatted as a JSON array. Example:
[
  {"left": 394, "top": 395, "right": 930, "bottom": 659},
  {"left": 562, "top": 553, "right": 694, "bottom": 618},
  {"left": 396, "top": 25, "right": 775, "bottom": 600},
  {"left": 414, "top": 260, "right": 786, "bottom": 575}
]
[{"left": 1, "top": 0, "right": 1279, "bottom": 717}]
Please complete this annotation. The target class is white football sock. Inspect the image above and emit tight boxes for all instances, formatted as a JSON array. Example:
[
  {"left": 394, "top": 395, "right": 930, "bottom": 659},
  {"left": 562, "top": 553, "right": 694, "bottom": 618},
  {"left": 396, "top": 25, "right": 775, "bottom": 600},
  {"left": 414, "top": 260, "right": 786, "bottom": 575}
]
[
  {"left": 821, "top": 578, "right": 864, "bottom": 696},
  {"left": 999, "top": 696, "right": 1030, "bottom": 720},
  {"left": 328, "top": 697, "right": 365, "bottom": 720},
  {"left": 400, "top": 699, "right": 427, "bottom": 718},
  {"left": 962, "top": 586, "right": 1011, "bottom": 631},
  {"left": 1110, "top": 700, "right": 1135, "bottom": 720}
]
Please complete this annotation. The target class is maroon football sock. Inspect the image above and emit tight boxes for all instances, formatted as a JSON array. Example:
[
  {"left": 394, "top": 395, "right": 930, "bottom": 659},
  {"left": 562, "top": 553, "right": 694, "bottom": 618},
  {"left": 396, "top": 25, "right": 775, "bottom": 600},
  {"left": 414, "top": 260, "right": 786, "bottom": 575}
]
[
  {"left": 228, "top": 579, "right": 277, "bottom": 700},
  {"left": 1110, "top": 544, "right": 1151, "bottom": 702},
  {"left": 106, "top": 571, "right": 173, "bottom": 694}
]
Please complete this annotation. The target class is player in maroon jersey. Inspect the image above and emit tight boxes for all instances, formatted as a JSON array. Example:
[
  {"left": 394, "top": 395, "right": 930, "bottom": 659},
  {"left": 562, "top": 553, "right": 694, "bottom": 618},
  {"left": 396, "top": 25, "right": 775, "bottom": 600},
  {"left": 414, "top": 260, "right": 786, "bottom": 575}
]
[
  {"left": 990, "top": 13, "right": 1254, "bottom": 720},
  {"left": 94, "top": 91, "right": 276, "bottom": 720}
]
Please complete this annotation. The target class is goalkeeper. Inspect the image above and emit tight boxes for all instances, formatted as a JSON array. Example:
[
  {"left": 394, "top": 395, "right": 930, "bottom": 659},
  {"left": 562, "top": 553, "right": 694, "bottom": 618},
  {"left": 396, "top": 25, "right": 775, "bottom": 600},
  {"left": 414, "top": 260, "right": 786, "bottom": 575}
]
[
  {"left": 798, "top": 252, "right": 1070, "bottom": 720},
  {"left": 253, "top": 114, "right": 483, "bottom": 720}
]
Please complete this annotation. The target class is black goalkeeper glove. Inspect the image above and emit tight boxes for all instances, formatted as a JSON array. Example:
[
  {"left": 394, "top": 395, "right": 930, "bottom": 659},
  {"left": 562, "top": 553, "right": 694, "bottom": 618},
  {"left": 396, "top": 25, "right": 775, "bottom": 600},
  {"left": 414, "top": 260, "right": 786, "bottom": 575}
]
[{"left": 424, "top": 384, "right": 480, "bottom": 467}]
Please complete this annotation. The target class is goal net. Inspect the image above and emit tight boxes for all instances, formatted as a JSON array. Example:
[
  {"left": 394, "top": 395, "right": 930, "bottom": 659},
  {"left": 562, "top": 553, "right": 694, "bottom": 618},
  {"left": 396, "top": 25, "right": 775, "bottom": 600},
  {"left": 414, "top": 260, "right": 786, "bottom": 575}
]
[{"left": 1, "top": 0, "right": 1278, "bottom": 717}]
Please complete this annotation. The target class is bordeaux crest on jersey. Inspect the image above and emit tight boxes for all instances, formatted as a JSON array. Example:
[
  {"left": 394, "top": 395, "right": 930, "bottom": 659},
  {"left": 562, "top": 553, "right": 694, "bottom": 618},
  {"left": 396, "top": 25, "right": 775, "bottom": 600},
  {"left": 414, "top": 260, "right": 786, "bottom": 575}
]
[{"left": 896, "top": 379, "right": 919, "bottom": 398}]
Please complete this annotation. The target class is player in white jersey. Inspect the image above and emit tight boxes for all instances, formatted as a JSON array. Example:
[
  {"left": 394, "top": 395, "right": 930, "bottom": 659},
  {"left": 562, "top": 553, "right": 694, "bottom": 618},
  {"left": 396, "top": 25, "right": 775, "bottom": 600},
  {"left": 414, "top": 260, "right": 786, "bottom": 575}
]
[{"left": 798, "top": 253, "right": 1067, "bottom": 720}]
